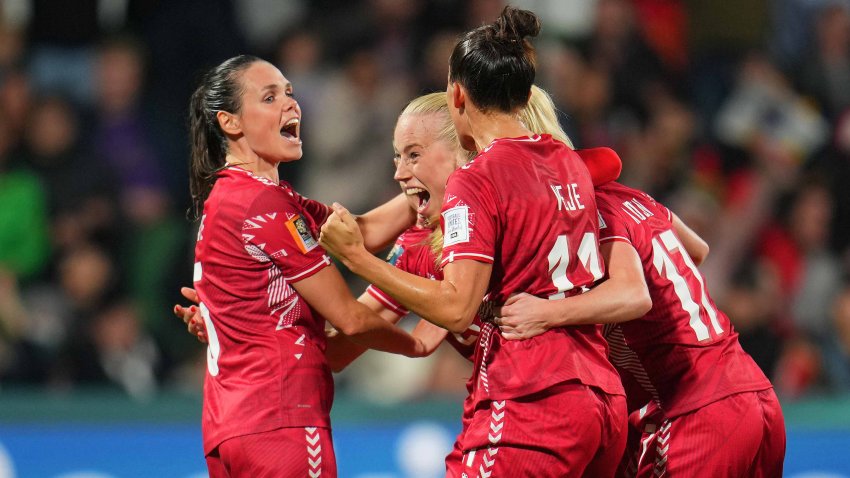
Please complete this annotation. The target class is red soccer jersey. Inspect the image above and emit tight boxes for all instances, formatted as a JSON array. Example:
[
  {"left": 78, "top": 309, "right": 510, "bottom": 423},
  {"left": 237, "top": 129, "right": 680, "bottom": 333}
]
[
  {"left": 366, "top": 226, "right": 432, "bottom": 317},
  {"left": 194, "top": 166, "right": 334, "bottom": 454},
  {"left": 596, "top": 181, "right": 772, "bottom": 417},
  {"left": 368, "top": 226, "right": 480, "bottom": 361},
  {"left": 440, "top": 134, "right": 624, "bottom": 404}
]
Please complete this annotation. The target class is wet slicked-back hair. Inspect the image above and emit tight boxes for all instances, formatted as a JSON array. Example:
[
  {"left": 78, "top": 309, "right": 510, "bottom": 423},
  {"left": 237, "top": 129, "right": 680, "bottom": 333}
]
[
  {"left": 400, "top": 92, "right": 475, "bottom": 167},
  {"left": 423, "top": 85, "right": 575, "bottom": 263},
  {"left": 448, "top": 6, "right": 540, "bottom": 113},
  {"left": 188, "top": 54, "right": 262, "bottom": 219}
]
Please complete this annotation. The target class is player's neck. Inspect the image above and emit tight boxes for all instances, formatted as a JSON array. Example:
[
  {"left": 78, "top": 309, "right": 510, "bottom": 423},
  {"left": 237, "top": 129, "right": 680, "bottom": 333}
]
[
  {"left": 467, "top": 109, "right": 533, "bottom": 152},
  {"left": 225, "top": 153, "right": 279, "bottom": 184}
]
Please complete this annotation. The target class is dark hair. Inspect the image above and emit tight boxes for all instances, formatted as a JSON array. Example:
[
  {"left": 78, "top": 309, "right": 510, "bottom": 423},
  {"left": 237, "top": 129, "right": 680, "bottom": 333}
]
[
  {"left": 188, "top": 54, "right": 262, "bottom": 219},
  {"left": 448, "top": 6, "right": 540, "bottom": 113}
]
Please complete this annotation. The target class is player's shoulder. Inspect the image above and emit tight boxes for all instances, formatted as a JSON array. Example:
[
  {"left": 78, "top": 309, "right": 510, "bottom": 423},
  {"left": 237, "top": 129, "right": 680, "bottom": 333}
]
[
  {"left": 597, "top": 182, "right": 658, "bottom": 205},
  {"left": 397, "top": 226, "right": 432, "bottom": 246},
  {"left": 595, "top": 182, "right": 628, "bottom": 207},
  {"left": 246, "top": 180, "right": 298, "bottom": 212},
  {"left": 594, "top": 183, "right": 644, "bottom": 227},
  {"left": 449, "top": 155, "right": 495, "bottom": 189}
]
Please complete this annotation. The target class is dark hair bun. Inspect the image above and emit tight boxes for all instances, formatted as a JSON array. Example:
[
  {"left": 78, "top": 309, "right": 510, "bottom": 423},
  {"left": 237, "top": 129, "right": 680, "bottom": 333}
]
[{"left": 495, "top": 6, "right": 541, "bottom": 42}]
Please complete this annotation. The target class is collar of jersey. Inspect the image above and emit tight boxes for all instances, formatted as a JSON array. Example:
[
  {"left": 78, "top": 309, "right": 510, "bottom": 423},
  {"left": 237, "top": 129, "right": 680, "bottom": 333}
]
[
  {"left": 483, "top": 134, "right": 543, "bottom": 152},
  {"left": 224, "top": 164, "right": 282, "bottom": 189}
]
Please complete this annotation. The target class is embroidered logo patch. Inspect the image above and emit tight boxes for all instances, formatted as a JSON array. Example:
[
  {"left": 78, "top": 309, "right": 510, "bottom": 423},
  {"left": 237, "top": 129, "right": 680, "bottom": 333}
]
[
  {"left": 442, "top": 206, "right": 470, "bottom": 246},
  {"left": 598, "top": 211, "right": 607, "bottom": 229},
  {"left": 286, "top": 215, "right": 319, "bottom": 253}
]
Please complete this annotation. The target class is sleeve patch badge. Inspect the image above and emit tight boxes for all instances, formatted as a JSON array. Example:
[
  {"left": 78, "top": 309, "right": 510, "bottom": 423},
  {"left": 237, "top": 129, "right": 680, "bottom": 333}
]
[
  {"left": 385, "top": 244, "right": 404, "bottom": 265},
  {"left": 286, "top": 215, "right": 319, "bottom": 253},
  {"left": 442, "top": 205, "right": 470, "bottom": 247}
]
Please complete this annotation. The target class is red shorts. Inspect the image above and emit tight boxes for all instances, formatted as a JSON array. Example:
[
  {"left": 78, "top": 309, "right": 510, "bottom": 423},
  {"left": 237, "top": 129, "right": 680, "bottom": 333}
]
[
  {"left": 622, "top": 389, "right": 785, "bottom": 478},
  {"left": 451, "top": 382, "right": 627, "bottom": 478},
  {"left": 445, "top": 440, "right": 464, "bottom": 477},
  {"left": 206, "top": 426, "right": 337, "bottom": 478}
]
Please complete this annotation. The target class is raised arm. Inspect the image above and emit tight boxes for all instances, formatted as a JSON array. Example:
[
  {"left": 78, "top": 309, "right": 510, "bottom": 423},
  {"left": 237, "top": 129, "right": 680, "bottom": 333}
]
[
  {"left": 497, "top": 241, "right": 651, "bottom": 340},
  {"left": 293, "top": 265, "right": 426, "bottom": 357},
  {"left": 298, "top": 191, "right": 414, "bottom": 254},
  {"left": 356, "top": 193, "right": 417, "bottom": 253},
  {"left": 671, "top": 213, "right": 709, "bottom": 266},
  {"left": 320, "top": 204, "right": 491, "bottom": 333}
]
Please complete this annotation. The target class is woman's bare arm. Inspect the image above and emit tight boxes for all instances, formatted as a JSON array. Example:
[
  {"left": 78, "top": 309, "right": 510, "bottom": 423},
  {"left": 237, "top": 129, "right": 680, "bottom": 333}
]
[
  {"left": 293, "top": 265, "right": 426, "bottom": 357},
  {"left": 497, "top": 241, "right": 652, "bottom": 340},
  {"left": 356, "top": 193, "right": 416, "bottom": 253}
]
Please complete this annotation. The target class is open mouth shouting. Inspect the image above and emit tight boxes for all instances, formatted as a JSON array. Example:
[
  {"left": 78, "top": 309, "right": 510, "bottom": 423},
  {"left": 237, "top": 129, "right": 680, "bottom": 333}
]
[
  {"left": 405, "top": 187, "right": 431, "bottom": 215},
  {"left": 280, "top": 117, "right": 301, "bottom": 143}
]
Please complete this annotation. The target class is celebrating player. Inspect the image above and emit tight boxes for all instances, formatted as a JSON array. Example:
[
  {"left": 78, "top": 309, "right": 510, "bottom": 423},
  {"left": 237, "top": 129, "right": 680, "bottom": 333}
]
[
  {"left": 177, "top": 85, "right": 624, "bottom": 475},
  {"left": 496, "top": 181, "right": 786, "bottom": 477},
  {"left": 319, "top": 7, "right": 628, "bottom": 477},
  {"left": 186, "top": 55, "right": 429, "bottom": 477}
]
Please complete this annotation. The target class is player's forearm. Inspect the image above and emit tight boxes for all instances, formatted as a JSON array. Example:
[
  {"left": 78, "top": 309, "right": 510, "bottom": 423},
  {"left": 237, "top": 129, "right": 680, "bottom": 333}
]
[
  {"left": 326, "top": 294, "right": 405, "bottom": 371},
  {"left": 338, "top": 306, "right": 424, "bottom": 357},
  {"left": 557, "top": 278, "right": 652, "bottom": 325},
  {"left": 356, "top": 194, "right": 416, "bottom": 253},
  {"left": 672, "top": 213, "right": 709, "bottom": 266},
  {"left": 411, "top": 320, "right": 450, "bottom": 356},
  {"left": 343, "top": 249, "right": 476, "bottom": 333},
  {"left": 324, "top": 334, "right": 368, "bottom": 372}
]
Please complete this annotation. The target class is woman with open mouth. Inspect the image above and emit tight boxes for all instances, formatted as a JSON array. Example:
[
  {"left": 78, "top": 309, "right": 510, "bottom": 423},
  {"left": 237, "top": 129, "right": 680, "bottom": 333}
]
[
  {"left": 185, "top": 55, "right": 430, "bottom": 478},
  {"left": 177, "top": 84, "right": 622, "bottom": 475},
  {"left": 319, "top": 7, "right": 628, "bottom": 477}
]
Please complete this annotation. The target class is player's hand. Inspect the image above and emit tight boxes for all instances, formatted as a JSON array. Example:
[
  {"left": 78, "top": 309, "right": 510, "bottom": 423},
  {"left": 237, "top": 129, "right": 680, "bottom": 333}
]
[
  {"left": 319, "top": 203, "right": 366, "bottom": 262},
  {"left": 495, "top": 293, "right": 552, "bottom": 340},
  {"left": 173, "top": 287, "right": 207, "bottom": 343}
]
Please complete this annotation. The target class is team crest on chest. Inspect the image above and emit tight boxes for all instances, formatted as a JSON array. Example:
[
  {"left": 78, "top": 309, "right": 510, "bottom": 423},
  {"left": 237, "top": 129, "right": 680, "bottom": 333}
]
[{"left": 286, "top": 214, "right": 319, "bottom": 253}]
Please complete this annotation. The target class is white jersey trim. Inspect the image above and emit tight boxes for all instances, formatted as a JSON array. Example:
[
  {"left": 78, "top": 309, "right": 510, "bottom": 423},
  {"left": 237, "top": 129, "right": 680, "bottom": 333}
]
[
  {"left": 440, "top": 251, "right": 495, "bottom": 266},
  {"left": 600, "top": 235, "right": 632, "bottom": 245},
  {"left": 285, "top": 255, "right": 332, "bottom": 282},
  {"left": 366, "top": 286, "right": 408, "bottom": 316}
]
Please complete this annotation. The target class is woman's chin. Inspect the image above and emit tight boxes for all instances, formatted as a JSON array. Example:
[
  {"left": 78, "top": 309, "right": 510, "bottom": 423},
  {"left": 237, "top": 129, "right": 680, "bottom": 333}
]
[{"left": 279, "top": 147, "right": 304, "bottom": 162}]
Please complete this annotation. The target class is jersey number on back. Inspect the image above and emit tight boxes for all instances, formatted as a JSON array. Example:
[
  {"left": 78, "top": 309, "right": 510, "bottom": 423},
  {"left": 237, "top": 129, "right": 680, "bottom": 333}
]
[
  {"left": 194, "top": 261, "right": 222, "bottom": 376},
  {"left": 651, "top": 229, "right": 723, "bottom": 341},
  {"left": 547, "top": 232, "right": 604, "bottom": 299},
  {"left": 199, "top": 302, "right": 221, "bottom": 376}
]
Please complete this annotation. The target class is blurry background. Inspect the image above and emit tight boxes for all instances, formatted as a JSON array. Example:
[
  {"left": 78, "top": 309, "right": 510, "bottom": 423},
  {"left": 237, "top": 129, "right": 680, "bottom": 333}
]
[{"left": 0, "top": 0, "right": 849, "bottom": 476}]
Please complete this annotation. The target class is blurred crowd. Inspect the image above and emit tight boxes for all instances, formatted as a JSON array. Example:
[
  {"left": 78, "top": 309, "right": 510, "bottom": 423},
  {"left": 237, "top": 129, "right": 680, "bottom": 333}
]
[{"left": 0, "top": 0, "right": 849, "bottom": 403}]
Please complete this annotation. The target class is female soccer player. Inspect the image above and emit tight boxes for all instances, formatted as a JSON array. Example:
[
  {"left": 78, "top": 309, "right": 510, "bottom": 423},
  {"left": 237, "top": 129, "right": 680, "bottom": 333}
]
[
  {"left": 178, "top": 85, "right": 623, "bottom": 475},
  {"left": 319, "top": 7, "right": 628, "bottom": 477},
  {"left": 187, "top": 55, "right": 429, "bottom": 477},
  {"left": 496, "top": 181, "right": 786, "bottom": 477}
]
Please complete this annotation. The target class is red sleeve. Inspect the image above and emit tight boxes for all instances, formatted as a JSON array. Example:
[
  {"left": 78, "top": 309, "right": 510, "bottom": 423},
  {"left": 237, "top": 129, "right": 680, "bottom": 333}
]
[
  {"left": 650, "top": 195, "right": 673, "bottom": 222},
  {"left": 439, "top": 167, "right": 498, "bottom": 267},
  {"left": 365, "top": 237, "right": 410, "bottom": 316},
  {"left": 288, "top": 185, "right": 332, "bottom": 226},
  {"left": 597, "top": 198, "right": 634, "bottom": 246},
  {"left": 244, "top": 189, "right": 331, "bottom": 282}
]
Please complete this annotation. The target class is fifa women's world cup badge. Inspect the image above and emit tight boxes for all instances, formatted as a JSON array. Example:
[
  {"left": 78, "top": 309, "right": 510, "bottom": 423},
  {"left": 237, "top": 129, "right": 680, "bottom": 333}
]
[
  {"left": 385, "top": 244, "right": 404, "bottom": 265},
  {"left": 286, "top": 214, "right": 319, "bottom": 253}
]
